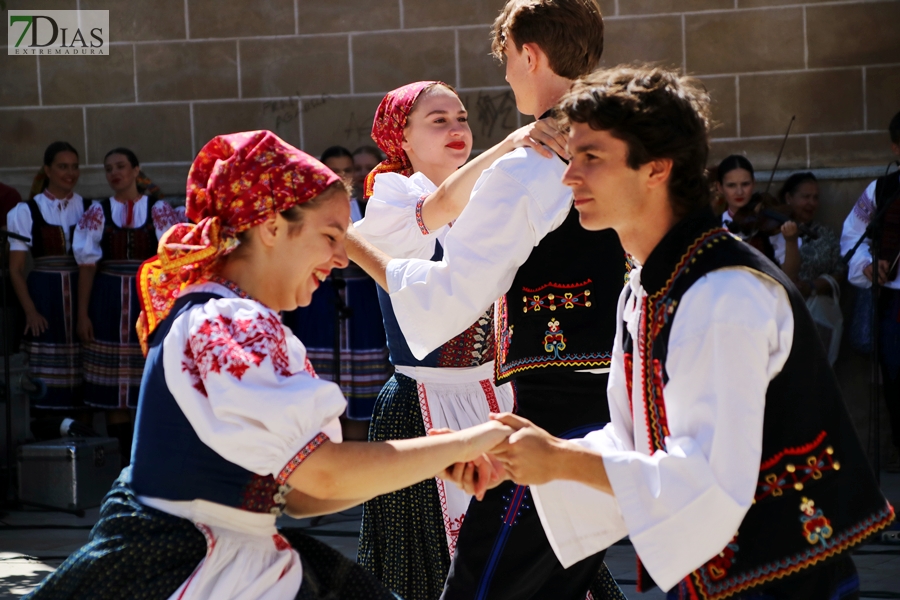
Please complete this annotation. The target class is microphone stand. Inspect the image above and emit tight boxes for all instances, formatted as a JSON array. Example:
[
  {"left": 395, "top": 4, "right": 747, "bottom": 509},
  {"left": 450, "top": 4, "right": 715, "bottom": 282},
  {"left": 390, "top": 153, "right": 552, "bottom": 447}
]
[
  {"left": 0, "top": 229, "right": 30, "bottom": 510},
  {"left": 842, "top": 161, "right": 900, "bottom": 484},
  {"left": 330, "top": 269, "right": 352, "bottom": 390}
]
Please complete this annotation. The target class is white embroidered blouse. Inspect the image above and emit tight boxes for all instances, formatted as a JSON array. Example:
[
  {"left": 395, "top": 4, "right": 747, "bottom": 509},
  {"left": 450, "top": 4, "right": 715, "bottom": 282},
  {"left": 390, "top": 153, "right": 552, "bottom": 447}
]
[
  {"left": 7, "top": 192, "right": 86, "bottom": 253},
  {"left": 72, "top": 196, "right": 185, "bottom": 265}
]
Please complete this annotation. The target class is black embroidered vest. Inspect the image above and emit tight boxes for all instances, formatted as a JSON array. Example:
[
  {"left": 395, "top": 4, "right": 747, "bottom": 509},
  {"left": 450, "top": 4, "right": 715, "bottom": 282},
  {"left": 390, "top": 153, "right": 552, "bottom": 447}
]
[
  {"left": 99, "top": 199, "right": 158, "bottom": 262},
  {"left": 494, "top": 207, "right": 627, "bottom": 384},
  {"left": 626, "top": 209, "right": 894, "bottom": 599},
  {"left": 26, "top": 198, "right": 90, "bottom": 258}
]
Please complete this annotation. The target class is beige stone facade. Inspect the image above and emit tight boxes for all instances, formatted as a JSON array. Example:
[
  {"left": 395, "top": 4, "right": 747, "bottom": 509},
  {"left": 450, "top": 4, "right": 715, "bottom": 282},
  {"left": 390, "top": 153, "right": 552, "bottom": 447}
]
[{"left": 1, "top": 0, "right": 898, "bottom": 220}]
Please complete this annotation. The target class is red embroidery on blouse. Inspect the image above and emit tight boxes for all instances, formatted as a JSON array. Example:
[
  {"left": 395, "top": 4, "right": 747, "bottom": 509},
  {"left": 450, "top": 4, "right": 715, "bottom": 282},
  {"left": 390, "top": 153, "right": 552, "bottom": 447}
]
[
  {"left": 276, "top": 432, "right": 329, "bottom": 485},
  {"left": 415, "top": 195, "right": 429, "bottom": 235},
  {"left": 182, "top": 311, "right": 292, "bottom": 396},
  {"left": 272, "top": 534, "right": 291, "bottom": 551},
  {"left": 152, "top": 202, "right": 182, "bottom": 233},
  {"left": 78, "top": 205, "right": 104, "bottom": 231}
]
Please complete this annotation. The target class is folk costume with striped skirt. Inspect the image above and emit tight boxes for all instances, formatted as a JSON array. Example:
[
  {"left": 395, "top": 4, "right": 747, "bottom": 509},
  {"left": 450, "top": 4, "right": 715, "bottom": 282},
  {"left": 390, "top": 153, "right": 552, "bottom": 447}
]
[
  {"left": 73, "top": 196, "right": 184, "bottom": 409},
  {"left": 7, "top": 192, "right": 88, "bottom": 409}
]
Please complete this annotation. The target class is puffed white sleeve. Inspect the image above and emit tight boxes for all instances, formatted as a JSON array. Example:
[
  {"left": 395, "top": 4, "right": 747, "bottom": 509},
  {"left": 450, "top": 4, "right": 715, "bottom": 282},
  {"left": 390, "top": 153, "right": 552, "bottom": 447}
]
[
  {"left": 151, "top": 200, "right": 187, "bottom": 240},
  {"left": 384, "top": 148, "right": 571, "bottom": 359},
  {"left": 354, "top": 172, "right": 445, "bottom": 260},
  {"left": 841, "top": 181, "right": 877, "bottom": 289},
  {"left": 6, "top": 203, "right": 33, "bottom": 252},
  {"left": 533, "top": 270, "right": 792, "bottom": 591},
  {"left": 162, "top": 298, "right": 346, "bottom": 484},
  {"left": 73, "top": 202, "right": 105, "bottom": 265}
]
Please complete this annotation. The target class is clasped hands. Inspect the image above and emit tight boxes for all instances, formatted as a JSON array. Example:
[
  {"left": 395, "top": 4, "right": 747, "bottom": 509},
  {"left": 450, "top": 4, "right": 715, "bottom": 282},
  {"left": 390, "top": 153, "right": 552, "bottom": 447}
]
[{"left": 431, "top": 413, "right": 566, "bottom": 500}]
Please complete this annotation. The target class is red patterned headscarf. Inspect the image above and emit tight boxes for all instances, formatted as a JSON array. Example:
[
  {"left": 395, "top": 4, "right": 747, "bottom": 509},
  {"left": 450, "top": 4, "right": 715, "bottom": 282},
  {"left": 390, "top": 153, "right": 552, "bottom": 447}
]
[
  {"left": 363, "top": 81, "right": 450, "bottom": 199},
  {"left": 136, "top": 130, "right": 339, "bottom": 353}
]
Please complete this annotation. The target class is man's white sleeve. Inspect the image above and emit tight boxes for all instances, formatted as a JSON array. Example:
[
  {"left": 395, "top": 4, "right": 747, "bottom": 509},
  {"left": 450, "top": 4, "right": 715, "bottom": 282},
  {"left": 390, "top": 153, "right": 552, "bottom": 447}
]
[
  {"left": 532, "top": 270, "right": 793, "bottom": 591},
  {"left": 385, "top": 149, "right": 571, "bottom": 359}
]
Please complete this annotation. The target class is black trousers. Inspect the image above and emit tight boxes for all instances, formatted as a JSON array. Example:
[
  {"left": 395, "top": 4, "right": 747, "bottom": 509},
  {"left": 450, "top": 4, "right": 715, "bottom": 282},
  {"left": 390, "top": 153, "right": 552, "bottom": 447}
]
[{"left": 441, "top": 371, "right": 621, "bottom": 600}]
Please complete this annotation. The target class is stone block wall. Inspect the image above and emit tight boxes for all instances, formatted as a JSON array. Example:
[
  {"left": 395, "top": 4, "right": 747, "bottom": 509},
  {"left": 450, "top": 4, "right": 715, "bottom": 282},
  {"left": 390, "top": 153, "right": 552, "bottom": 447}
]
[{"left": 1, "top": 0, "right": 898, "bottom": 210}]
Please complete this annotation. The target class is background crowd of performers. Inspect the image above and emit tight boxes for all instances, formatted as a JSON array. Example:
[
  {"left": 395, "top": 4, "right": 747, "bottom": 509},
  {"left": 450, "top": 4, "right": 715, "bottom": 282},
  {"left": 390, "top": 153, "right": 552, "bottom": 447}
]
[{"left": 0, "top": 0, "right": 898, "bottom": 598}]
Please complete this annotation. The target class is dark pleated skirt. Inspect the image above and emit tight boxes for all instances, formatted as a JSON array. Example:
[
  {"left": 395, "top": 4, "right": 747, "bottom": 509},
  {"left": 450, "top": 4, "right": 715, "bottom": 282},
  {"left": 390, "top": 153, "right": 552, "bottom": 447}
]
[
  {"left": 83, "top": 266, "right": 144, "bottom": 409},
  {"left": 358, "top": 373, "right": 451, "bottom": 600},
  {"left": 24, "top": 471, "right": 399, "bottom": 600},
  {"left": 24, "top": 263, "right": 83, "bottom": 409}
]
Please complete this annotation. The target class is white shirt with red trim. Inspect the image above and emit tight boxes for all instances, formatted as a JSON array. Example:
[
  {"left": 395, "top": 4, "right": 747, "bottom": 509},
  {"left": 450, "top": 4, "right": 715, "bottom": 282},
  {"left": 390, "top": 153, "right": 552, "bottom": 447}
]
[
  {"left": 72, "top": 196, "right": 186, "bottom": 265},
  {"left": 136, "top": 281, "right": 344, "bottom": 599},
  {"left": 530, "top": 267, "right": 794, "bottom": 592}
]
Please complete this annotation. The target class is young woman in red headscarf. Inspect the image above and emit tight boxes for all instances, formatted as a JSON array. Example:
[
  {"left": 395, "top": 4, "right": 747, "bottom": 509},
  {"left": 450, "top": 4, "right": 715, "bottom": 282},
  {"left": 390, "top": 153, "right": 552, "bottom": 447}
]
[
  {"left": 353, "top": 81, "right": 567, "bottom": 600},
  {"left": 23, "top": 130, "right": 513, "bottom": 600}
]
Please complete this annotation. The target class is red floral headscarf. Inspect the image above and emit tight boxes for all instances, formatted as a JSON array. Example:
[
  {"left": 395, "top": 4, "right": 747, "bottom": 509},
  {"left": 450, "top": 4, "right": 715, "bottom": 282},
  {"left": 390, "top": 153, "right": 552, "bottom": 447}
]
[
  {"left": 136, "top": 130, "right": 339, "bottom": 353},
  {"left": 363, "top": 81, "right": 451, "bottom": 199}
]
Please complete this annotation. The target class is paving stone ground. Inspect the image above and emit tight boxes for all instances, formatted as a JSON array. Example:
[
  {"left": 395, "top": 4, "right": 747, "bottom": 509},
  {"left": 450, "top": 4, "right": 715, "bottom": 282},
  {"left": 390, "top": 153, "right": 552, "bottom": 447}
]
[{"left": 1, "top": 473, "right": 898, "bottom": 599}]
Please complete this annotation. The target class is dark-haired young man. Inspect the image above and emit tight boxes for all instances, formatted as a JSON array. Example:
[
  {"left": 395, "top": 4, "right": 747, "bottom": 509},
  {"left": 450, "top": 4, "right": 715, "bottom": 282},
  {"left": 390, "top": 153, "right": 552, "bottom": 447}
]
[
  {"left": 841, "top": 110, "right": 900, "bottom": 473},
  {"left": 488, "top": 67, "right": 895, "bottom": 599},
  {"left": 347, "top": 1, "right": 627, "bottom": 598}
]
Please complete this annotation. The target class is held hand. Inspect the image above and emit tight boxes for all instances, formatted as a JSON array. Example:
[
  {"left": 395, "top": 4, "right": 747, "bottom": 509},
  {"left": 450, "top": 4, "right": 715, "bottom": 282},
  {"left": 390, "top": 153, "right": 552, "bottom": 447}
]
[
  {"left": 863, "top": 260, "right": 891, "bottom": 285},
  {"left": 77, "top": 315, "right": 94, "bottom": 344},
  {"left": 430, "top": 426, "right": 509, "bottom": 500},
  {"left": 24, "top": 310, "right": 49, "bottom": 337},
  {"left": 439, "top": 454, "right": 508, "bottom": 500},
  {"left": 488, "top": 413, "right": 565, "bottom": 486},
  {"left": 781, "top": 221, "right": 799, "bottom": 242},
  {"left": 456, "top": 420, "right": 515, "bottom": 463},
  {"left": 504, "top": 117, "right": 569, "bottom": 160}
]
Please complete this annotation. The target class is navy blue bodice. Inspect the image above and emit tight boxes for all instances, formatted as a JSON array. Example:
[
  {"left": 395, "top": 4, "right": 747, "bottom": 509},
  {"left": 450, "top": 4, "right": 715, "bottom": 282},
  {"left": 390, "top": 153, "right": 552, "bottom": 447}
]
[
  {"left": 379, "top": 243, "right": 494, "bottom": 369},
  {"left": 129, "top": 292, "right": 286, "bottom": 514}
]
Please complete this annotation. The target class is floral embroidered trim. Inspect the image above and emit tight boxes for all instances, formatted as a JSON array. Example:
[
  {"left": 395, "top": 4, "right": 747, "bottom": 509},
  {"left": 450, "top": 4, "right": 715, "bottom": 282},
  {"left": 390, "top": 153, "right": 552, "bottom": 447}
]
[
  {"left": 151, "top": 202, "right": 183, "bottom": 233},
  {"left": 543, "top": 318, "right": 567, "bottom": 358},
  {"left": 684, "top": 503, "right": 895, "bottom": 600},
  {"left": 706, "top": 535, "right": 739, "bottom": 581},
  {"left": 181, "top": 310, "right": 292, "bottom": 396},
  {"left": 77, "top": 205, "right": 104, "bottom": 231},
  {"left": 755, "top": 432, "right": 840, "bottom": 502},
  {"left": 522, "top": 279, "right": 593, "bottom": 293},
  {"left": 522, "top": 289, "right": 592, "bottom": 313},
  {"left": 275, "top": 432, "right": 329, "bottom": 485},
  {"left": 800, "top": 497, "right": 833, "bottom": 545},
  {"left": 480, "top": 379, "right": 501, "bottom": 413},
  {"left": 207, "top": 275, "right": 251, "bottom": 299},
  {"left": 415, "top": 195, "right": 429, "bottom": 235}
]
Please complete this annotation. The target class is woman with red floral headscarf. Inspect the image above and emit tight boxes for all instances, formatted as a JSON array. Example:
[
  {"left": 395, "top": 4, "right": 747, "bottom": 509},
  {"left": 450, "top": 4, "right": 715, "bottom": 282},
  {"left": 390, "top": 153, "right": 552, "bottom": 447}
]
[
  {"left": 353, "top": 82, "right": 566, "bottom": 599},
  {"left": 24, "top": 130, "right": 513, "bottom": 600}
]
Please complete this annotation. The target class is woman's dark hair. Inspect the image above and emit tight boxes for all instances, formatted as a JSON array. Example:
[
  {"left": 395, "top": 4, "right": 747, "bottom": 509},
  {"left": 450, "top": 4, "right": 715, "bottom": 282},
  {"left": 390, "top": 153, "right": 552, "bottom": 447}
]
[
  {"left": 716, "top": 155, "right": 754, "bottom": 183},
  {"left": 353, "top": 145, "right": 384, "bottom": 161},
  {"left": 778, "top": 171, "right": 817, "bottom": 203},
  {"left": 559, "top": 66, "right": 712, "bottom": 218},
  {"left": 104, "top": 147, "right": 140, "bottom": 168},
  {"left": 43, "top": 141, "right": 78, "bottom": 166},
  {"left": 320, "top": 146, "right": 353, "bottom": 163},
  {"left": 889, "top": 110, "right": 900, "bottom": 145}
]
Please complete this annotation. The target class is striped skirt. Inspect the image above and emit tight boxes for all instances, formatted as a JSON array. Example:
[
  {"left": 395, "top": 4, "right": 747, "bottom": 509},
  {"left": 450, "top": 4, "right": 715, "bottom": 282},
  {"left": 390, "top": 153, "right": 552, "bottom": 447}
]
[
  {"left": 283, "top": 267, "right": 392, "bottom": 420},
  {"left": 24, "top": 256, "right": 83, "bottom": 409},
  {"left": 83, "top": 262, "right": 144, "bottom": 409}
]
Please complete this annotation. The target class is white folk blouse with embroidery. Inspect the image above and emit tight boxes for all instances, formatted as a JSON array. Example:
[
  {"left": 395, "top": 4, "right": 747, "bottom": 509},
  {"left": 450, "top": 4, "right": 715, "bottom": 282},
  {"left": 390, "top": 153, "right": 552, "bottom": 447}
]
[
  {"left": 355, "top": 171, "right": 448, "bottom": 260},
  {"left": 161, "top": 282, "right": 345, "bottom": 478},
  {"left": 530, "top": 268, "right": 794, "bottom": 592},
  {"left": 136, "top": 282, "right": 345, "bottom": 600},
  {"left": 7, "top": 193, "right": 86, "bottom": 253},
  {"left": 72, "top": 196, "right": 185, "bottom": 265},
  {"left": 383, "top": 147, "right": 572, "bottom": 360}
]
